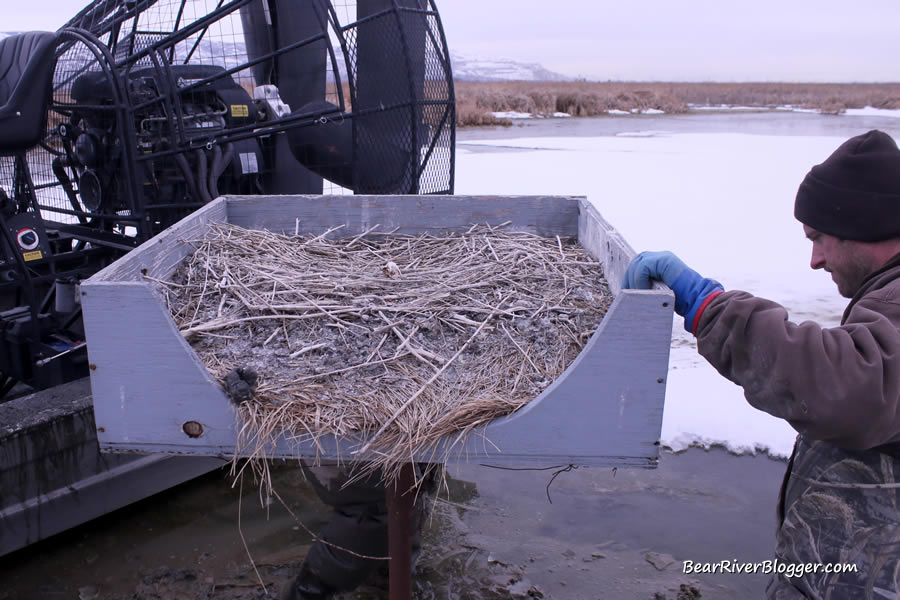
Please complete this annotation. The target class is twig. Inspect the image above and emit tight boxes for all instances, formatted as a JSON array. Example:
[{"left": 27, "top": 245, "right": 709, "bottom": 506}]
[
  {"left": 345, "top": 223, "right": 382, "bottom": 249},
  {"left": 238, "top": 474, "right": 268, "bottom": 593},
  {"left": 500, "top": 323, "right": 540, "bottom": 373},
  {"left": 289, "top": 342, "right": 328, "bottom": 358},
  {"left": 290, "top": 352, "right": 412, "bottom": 383},
  {"left": 355, "top": 296, "right": 508, "bottom": 455}
]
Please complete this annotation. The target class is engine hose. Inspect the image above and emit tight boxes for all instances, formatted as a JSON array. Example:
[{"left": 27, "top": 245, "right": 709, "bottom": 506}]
[
  {"left": 221, "top": 142, "right": 235, "bottom": 183},
  {"left": 195, "top": 149, "right": 213, "bottom": 205},
  {"left": 174, "top": 152, "right": 202, "bottom": 204},
  {"left": 52, "top": 157, "right": 87, "bottom": 224},
  {"left": 208, "top": 144, "right": 222, "bottom": 199},
  {"left": 1, "top": 374, "right": 16, "bottom": 399},
  {"left": 209, "top": 142, "right": 235, "bottom": 199},
  {"left": 222, "top": 142, "right": 235, "bottom": 166}
]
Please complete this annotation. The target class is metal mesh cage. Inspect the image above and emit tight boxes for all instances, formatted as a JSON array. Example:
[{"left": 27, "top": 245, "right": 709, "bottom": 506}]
[
  {"left": 0, "top": 0, "right": 453, "bottom": 390},
  {"left": 2, "top": 0, "right": 455, "bottom": 302},
  {"left": 341, "top": 1, "right": 454, "bottom": 194},
  {"left": 58, "top": 0, "right": 453, "bottom": 197},
  {"left": 3, "top": 0, "right": 454, "bottom": 255}
]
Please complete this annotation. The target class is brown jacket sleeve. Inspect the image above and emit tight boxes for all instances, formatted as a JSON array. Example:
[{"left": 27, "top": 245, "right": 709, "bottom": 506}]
[{"left": 694, "top": 285, "right": 900, "bottom": 450}]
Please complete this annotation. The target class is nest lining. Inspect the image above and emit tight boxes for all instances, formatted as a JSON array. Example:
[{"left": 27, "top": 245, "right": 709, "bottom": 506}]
[{"left": 159, "top": 222, "right": 613, "bottom": 486}]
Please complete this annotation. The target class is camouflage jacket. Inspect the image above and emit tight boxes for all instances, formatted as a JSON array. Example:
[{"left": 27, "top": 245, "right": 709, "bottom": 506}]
[{"left": 695, "top": 253, "right": 900, "bottom": 599}]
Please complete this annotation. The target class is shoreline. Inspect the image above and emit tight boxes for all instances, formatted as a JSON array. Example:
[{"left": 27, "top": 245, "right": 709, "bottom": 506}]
[
  {"left": 459, "top": 104, "right": 900, "bottom": 128},
  {"left": 454, "top": 80, "right": 900, "bottom": 126}
]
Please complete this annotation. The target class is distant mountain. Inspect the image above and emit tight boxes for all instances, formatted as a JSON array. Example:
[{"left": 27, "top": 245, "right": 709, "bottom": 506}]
[
  {"left": 186, "top": 42, "right": 570, "bottom": 83},
  {"left": 1, "top": 31, "right": 568, "bottom": 83},
  {"left": 450, "top": 52, "right": 571, "bottom": 82}
]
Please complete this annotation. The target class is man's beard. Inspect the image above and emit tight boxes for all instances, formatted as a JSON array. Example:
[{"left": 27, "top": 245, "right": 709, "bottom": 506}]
[{"left": 831, "top": 258, "right": 876, "bottom": 298}]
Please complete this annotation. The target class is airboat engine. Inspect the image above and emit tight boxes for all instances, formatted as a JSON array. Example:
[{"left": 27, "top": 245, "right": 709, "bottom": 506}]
[{"left": 65, "top": 64, "right": 264, "bottom": 217}]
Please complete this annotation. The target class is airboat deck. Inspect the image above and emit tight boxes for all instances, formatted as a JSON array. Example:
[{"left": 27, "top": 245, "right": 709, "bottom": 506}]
[
  {"left": 0, "top": 378, "right": 223, "bottom": 556},
  {"left": 81, "top": 195, "right": 673, "bottom": 468}
]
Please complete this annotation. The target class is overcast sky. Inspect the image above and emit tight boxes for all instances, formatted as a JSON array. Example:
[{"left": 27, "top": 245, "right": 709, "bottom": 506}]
[{"left": 7, "top": 0, "right": 899, "bottom": 81}]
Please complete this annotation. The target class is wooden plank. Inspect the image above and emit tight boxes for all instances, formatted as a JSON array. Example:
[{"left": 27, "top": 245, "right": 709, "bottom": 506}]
[
  {"left": 225, "top": 195, "right": 581, "bottom": 238},
  {"left": 577, "top": 200, "right": 636, "bottom": 296},
  {"left": 578, "top": 200, "right": 667, "bottom": 296},
  {"left": 90, "top": 198, "right": 228, "bottom": 282},
  {"left": 80, "top": 281, "right": 239, "bottom": 455}
]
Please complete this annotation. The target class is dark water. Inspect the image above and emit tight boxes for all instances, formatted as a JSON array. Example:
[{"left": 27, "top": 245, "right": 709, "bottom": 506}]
[
  {"left": 0, "top": 465, "right": 324, "bottom": 599},
  {"left": 1, "top": 447, "right": 788, "bottom": 599}
]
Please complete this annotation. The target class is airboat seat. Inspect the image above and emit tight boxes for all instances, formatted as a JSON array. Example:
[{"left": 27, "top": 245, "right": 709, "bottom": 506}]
[{"left": 0, "top": 31, "right": 59, "bottom": 154}]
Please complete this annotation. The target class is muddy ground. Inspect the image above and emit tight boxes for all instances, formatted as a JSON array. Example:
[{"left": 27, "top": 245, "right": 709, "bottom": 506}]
[{"left": 1, "top": 447, "right": 787, "bottom": 600}]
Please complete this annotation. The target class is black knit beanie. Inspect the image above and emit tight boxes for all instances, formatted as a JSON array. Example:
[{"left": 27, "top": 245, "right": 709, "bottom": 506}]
[{"left": 794, "top": 129, "right": 900, "bottom": 242}]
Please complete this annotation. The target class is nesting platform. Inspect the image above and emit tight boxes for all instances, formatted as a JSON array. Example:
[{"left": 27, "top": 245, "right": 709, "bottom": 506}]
[{"left": 81, "top": 195, "right": 673, "bottom": 468}]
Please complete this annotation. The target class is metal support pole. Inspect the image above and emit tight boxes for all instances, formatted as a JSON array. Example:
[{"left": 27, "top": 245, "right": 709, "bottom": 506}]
[{"left": 386, "top": 462, "right": 416, "bottom": 600}]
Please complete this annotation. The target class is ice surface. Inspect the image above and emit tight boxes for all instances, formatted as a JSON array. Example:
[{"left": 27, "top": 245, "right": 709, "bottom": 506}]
[
  {"left": 457, "top": 130, "right": 857, "bottom": 458},
  {"left": 843, "top": 106, "right": 900, "bottom": 119}
]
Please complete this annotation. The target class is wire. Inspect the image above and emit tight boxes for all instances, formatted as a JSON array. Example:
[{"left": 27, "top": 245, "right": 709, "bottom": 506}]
[{"left": 478, "top": 463, "right": 580, "bottom": 504}]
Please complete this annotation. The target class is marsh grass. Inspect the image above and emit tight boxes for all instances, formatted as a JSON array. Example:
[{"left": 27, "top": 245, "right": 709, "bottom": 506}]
[{"left": 455, "top": 81, "right": 900, "bottom": 127}]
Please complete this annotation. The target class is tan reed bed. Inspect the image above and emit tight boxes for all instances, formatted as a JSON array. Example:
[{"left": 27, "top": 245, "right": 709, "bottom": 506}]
[{"left": 159, "top": 222, "right": 613, "bottom": 488}]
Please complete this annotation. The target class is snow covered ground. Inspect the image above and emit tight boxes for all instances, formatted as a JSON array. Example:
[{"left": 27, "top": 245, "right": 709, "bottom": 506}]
[
  {"left": 455, "top": 126, "right": 890, "bottom": 458},
  {"left": 494, "top": 105, "right": 900, "bottom": 120},
  {"left": 844, "top": 106, "right": 900, "bottom": 119}
]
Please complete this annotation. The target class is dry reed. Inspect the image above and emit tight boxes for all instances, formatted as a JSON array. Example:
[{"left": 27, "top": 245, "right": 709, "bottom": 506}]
[
  {"left": 159, "top": 222, "right": 612, "bottom": 488},
  {"left": 455, "top": 81, "right": 900, "bottom": 127}
]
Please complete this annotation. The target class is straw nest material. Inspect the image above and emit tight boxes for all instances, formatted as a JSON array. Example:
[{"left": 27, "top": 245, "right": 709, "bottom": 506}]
[{"left": 158, "top": 222, "right": 613, "bottom": 486}]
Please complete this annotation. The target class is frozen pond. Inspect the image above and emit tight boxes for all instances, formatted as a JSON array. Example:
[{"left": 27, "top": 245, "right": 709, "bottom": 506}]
[
  {"left": 459, "top": 109, "right": 900, "bottom": 142},
  {"left": 456, "top": 110, "right": 900, "bottom": 458}
]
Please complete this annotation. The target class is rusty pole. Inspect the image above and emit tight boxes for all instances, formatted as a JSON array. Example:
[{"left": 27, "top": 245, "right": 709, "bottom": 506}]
[{"left": 386, "top": 462, "right": 416, "bottom": 600}]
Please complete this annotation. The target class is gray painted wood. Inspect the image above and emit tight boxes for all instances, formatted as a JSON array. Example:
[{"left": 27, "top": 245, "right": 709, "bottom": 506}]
[
  {"left": 82, "top": 195, "right": 674, "bottom": 468},
  {"left": 577, "top": 201, "right": 668, "bottom": 296},
  {"left": 91, "top": 199, "right": 228, "bottom": 282},
  {"left": 225, "top": 195, "right": 581, "bottom": 238},
  {"left": 81, "top": 281, "right": 239, "bottom": 455},
  {"left": 578, "top": 201, "right": 635, "bottom": 296}
]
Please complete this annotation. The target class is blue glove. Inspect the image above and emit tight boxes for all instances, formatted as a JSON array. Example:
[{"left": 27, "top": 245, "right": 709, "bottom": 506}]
[{"left": 622, "top": 251, "right": 724, "bottom": 332}]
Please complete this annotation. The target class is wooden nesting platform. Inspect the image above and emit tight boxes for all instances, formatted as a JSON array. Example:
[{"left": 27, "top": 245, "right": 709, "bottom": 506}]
[{"left": 81, "top": 195, "right": 673, "bottom": 468}]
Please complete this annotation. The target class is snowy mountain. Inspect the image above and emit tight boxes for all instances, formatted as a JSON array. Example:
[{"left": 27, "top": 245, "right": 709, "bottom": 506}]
[
  {"left": 450, "top": 52, "right": 571, "bottom": 82},
  {"left": 0, "top": 31, "right": 568, "bottom": 83}
]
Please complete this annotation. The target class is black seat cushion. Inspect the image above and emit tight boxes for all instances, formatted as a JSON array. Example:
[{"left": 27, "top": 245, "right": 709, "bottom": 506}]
[{"left": 0, "top": 31, "right": 59, "bottom": 154}]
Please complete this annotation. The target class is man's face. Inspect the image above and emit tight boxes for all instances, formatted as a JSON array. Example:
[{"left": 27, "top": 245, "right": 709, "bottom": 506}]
[{"left": 804, "top": 225, "right": 879, "bottom": 298}]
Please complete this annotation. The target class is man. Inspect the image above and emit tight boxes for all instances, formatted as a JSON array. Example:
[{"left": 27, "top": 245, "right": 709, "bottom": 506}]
[
  {"left": 623, "top": 129, "right": 900, "bottom": 598},
  {"left": 280, "top": 462, "right": 436, "bottom": 600},
  {"left": 224, "top": 380, "right": 435, "bottom": 600},
  {"left": 279, "top": 464, "right": 390, "bottom": 599}
]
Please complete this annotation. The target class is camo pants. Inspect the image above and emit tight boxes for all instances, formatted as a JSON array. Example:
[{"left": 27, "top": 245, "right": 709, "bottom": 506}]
[
  {"left": 298, "top": 462, "right": 436, "bottom": 593},
  {"left": 767, "top": 436, "right": 900, "bottom": 599}
]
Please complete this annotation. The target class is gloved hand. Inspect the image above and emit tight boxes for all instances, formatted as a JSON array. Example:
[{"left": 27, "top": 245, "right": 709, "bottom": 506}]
[{"left": 622, "top": 251, "right": 724, "bottom": 333}]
